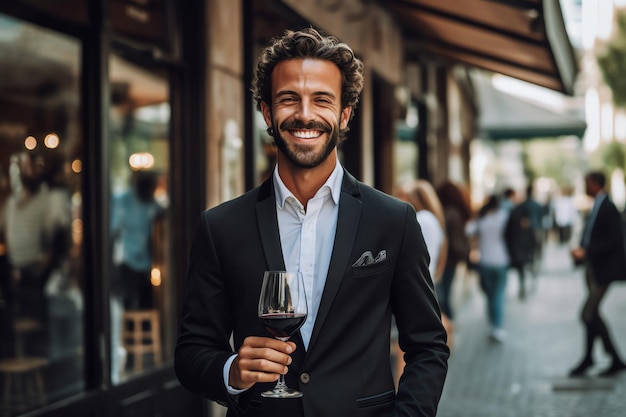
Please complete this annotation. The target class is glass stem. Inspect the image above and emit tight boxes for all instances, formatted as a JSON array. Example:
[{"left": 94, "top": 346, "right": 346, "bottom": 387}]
[{"left": 274, "top": 373, "right": 288, "bottom": 391}]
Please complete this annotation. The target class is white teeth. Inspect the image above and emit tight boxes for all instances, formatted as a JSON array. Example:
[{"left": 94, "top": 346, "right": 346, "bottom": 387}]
[{"left": 291, "top": 130, "right": 322, "bottom": 139}]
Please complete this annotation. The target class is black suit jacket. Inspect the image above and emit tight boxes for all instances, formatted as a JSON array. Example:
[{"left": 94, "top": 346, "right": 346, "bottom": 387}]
[
  {"left": 175, "top": 170, "right": 449, "bottom": 417},
  {"left": 584, "top": 195, "right": 626, "bottom": 285}
]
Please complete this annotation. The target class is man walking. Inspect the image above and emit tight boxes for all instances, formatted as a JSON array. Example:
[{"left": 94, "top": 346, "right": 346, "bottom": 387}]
[{"left": 569, "top": 171, "right": 626, "bottom": 377}]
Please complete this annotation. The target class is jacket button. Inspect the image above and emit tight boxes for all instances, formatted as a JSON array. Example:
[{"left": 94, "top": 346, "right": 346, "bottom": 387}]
[{"left": 299, "top": 373, "right": 310, "bottom": 384}]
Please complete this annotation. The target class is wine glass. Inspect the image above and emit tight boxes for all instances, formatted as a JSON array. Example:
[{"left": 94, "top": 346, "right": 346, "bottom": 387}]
[{"left": 257, "top": 270, "right": 308, "bottom": 398}]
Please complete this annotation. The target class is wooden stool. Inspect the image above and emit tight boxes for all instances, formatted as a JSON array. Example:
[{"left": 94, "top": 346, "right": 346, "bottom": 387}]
[
  {"left": 122, "top": 309, "right": 162, "bottom": 372},
  {"left": 14, "top": 318, "right": 42, "bottom": 357},
  {"left": 0, "top": 357, "right": 48, "bottom": 413}
]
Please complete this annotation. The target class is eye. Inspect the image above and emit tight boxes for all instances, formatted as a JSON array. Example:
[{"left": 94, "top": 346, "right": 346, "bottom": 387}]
[{"left": 279, "top": 96, "right": 297, "bottom": 103}]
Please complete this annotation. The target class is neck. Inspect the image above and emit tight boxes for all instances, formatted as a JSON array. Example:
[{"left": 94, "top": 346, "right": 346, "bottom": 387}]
[{"left": 276, "top": 151, "right": 337, "bottom": 207}]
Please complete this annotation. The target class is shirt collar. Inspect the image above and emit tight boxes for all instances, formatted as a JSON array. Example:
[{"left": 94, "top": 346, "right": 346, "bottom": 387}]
[
  {"left": 273, "top": 159, "right": 344, "bottom": 209},
  {"left": 594, "top": 191, "right": 607, "bottom": 205}
]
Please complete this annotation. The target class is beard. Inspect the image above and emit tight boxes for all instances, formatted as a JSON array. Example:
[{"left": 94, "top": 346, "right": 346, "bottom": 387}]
[{"left": 271, "top": 118, "right": 339, "bottom": 169}]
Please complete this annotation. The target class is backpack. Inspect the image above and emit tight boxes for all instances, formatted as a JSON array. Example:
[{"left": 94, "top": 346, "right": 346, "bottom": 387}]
[{"left": 504, "top": 203, "right": 536, "bottom": 266}]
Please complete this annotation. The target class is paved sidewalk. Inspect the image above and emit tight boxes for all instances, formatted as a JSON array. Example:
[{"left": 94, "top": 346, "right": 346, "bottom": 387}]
[{"left": 436, "top": 238, "right": 626, "bottom": 417}]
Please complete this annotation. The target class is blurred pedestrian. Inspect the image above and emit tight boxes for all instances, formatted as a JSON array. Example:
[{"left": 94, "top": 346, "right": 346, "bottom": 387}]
[
  {"left": 553, "top": 184, "right": 577, "bottom": 246},
  {"left": 501, "top": 187, "right": 517, "bottom": 213},
  {"left": 504, "top": 183, "right": 543, "bottom": 299},
  {"left": 465, "top": 194, "right": 510, "bottom": 342},
  {"left": 397, "top": 179, "right": 447, "bottom": 281},
  {"left": 435, "top": 180, "right": 472, "bottom": 336},
  {"left": 569, "top": 171, "right": 626, "bottom": 377}
]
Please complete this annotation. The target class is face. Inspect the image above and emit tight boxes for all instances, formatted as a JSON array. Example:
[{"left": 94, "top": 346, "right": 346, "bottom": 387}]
[
  {"left": 261, "top": 58, "right": 352, "bottom": 169},
  {"left": 585, "top": 177, "right": 599, "bottom": 197},
  {"left": 19, "top": 153, "right": 43, "bottom": 192}
]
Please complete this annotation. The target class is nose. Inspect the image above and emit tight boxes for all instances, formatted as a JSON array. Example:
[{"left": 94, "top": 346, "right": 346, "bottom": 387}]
[{"left": 295, "top": 98, "right": 314, "bottom": 123}]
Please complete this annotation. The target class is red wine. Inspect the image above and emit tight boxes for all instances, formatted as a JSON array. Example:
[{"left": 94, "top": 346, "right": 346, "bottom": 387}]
[{"left": 260, "top": 313, "right": 307, "bottom": 339}]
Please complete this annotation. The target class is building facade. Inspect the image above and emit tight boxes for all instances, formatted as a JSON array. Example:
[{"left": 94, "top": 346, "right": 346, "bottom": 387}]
[{"left": 0, "top": 1, "right": 576, "bottom": 416}]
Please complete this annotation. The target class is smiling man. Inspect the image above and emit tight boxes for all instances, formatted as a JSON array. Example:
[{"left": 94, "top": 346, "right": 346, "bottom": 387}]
[{"left": 175, "top": 27, "right": 449, "bottom": 417}]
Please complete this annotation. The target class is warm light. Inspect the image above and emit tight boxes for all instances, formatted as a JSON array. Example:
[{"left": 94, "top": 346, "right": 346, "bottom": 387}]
[
  {"left": 71, "top": 218, "right": 83, "bottom": 246},
  {"left": 24, "top": 136, "right": 37, "bottom": 150},
  {"left": 44, "top": 133, "right": 60, "bottom": 148},
  {"left": 128, "top": 152, "right": 154, "bottom": 170},
  {"left": 150, "top": 268, "right": 162, "bottom": 286},
  {"left": 71, "top": 159, "right": 82, "bottom": 173}
]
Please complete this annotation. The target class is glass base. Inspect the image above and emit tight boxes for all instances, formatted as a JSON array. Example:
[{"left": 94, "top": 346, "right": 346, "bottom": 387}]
[{"left": 261, "top": 388, "right": 303, "bottom": 398}]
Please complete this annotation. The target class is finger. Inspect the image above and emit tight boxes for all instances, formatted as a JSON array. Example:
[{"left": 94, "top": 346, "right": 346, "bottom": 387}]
[
  {"left": 238, "top": 344, "right": 293, "bottom": 366},
  {"left": 241, "top": 336, "right": 296, "bottom": 355}
]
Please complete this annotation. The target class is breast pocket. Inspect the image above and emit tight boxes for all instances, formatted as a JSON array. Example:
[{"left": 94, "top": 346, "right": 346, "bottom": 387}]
[{"left": 351, "top": 259, "right": 389, "bottom": 277}]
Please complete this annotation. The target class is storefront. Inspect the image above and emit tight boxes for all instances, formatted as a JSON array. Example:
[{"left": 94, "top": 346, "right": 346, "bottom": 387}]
[
  {"left": 0, "top": 1, "right": 206, "bottom": 416},
  {"left": 0, "top": 1, "right": 580, "bottom": 416}
]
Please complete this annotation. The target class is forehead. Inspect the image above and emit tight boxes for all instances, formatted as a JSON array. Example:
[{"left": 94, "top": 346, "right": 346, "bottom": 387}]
[{"left": 271, "top": 58, "right": 342, "bottom": 94}]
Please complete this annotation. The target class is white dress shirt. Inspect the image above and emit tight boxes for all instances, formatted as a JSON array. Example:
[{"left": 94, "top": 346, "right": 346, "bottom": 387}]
[
  {"left": 224, "top": 160, "right": 343, "bottom": 392},
  {"left": 274, "top": 160, "right": 342, "bottom": 349}
]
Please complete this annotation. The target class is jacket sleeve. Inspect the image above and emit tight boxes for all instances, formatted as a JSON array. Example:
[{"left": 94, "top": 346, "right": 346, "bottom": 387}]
[
  {"left": 392, "top": 203, "right": 450, "bottom": 417},
  {"left": 174, "top": 212, "right": 236, "bottom": 405}
]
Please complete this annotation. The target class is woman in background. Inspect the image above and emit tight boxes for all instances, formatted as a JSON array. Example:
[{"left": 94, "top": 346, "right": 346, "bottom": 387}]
[
  {"left": 435, "top": 181, "right": 472, "bottom": 340},
  {"left": 465, "top": 194, "right": 510, "bottom": 343}
]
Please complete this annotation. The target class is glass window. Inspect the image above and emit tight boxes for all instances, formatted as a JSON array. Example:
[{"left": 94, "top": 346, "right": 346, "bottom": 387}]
[
  {"left": 108, "top": 54, "right": 171, "bottom": 384},
  {"left": 395, "top": 100, "right": 419, "bottom": 183},
  {"left": 0, "top": 13, "right": 84, "bottom": 413}
]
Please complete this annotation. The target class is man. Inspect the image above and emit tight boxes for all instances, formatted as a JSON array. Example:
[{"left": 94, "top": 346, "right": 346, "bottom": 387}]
[
  {"left": 500, "top": 187, "right": 517, "bottom": 213},
  {"left": 175, "top": 28, "right": 449, "bottom": 417},
  {"left": 504, "top": 184, "right": 543, "bottom": 299},
  {"left": 569, "top": 171, "right": 626, "bottom": 377},
  {"left": 110, "top": 169, "right": 165, "bottom": 309}
]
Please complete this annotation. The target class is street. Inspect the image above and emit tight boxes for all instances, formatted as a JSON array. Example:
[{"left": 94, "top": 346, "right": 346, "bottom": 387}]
[{"left": 437, "top": 237, "right": 626, "bottom": 417}]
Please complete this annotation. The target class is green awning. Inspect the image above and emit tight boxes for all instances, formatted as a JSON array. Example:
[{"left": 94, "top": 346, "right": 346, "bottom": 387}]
[{"left": 474, "top": 73, "right": 587, "bottom": 141}]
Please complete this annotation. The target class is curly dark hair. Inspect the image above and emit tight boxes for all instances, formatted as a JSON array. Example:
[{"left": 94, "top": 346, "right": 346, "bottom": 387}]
[{"left": 251, "top": 27, "right": 365, "bottom": 126}]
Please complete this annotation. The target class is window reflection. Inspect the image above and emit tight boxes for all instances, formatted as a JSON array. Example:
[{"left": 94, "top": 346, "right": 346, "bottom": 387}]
[
  {"left": 108, "top": 55, "right": 170, "bottom": 384},
  {"left": 0, "top": 13, "right": 83, "bottom": 414}
]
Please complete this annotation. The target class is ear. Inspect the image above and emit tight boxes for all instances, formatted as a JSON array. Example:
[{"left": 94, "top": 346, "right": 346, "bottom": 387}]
[
  {"left": 261, "top": 101, "right": 272, "bottom": 129},
  {"left": 340, "top": 106, "right": 352, "bottom": 130}
]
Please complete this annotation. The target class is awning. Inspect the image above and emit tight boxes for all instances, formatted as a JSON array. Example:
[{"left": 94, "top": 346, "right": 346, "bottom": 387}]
[
  {"left": 386, "top": 0, "right": 579, "bottom": 95},
  {"left": 473, "top": 71, "right": 587, "bottom": 140}
]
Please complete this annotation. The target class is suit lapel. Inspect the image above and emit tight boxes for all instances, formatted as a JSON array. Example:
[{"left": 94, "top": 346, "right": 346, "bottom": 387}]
[
  {"left": 255, "top": 178, "right": 285, "bottom": 271},
  {"left": 308, "top": 172, "right": 362, "bottom": 352}
]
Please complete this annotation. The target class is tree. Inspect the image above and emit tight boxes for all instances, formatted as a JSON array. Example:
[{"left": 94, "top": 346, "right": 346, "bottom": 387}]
[{"left": 597, "top": 10, "right": 626, "bottom": 108}]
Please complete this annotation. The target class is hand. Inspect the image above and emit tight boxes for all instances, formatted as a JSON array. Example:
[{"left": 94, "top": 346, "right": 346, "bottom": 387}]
[
  {"left": 228, "top": 336, "right": 297, "bottom": 390},
  {"left": 571, "top": 247, "right": 585, "bottom": 263}
]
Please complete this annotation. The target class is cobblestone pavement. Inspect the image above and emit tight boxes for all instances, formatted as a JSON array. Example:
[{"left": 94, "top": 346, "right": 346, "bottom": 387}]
[{"left": 436, "top": 237, "right": 626, "bottom": 417}]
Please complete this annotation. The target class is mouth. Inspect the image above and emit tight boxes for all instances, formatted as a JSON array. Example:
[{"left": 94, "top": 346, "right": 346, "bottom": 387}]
[{"left": 288, "top": 129, "right": 324, "bottom": 139}]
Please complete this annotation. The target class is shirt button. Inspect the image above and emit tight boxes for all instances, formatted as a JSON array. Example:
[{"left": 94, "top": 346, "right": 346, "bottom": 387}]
[{"left": 300, "top": 372, "right": 310, "bottom": 384}]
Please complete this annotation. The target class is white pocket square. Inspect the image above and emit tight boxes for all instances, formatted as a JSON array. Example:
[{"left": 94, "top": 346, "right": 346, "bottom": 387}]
[{"left": 352, "top": 250, "right": 387, "bottom": 267}]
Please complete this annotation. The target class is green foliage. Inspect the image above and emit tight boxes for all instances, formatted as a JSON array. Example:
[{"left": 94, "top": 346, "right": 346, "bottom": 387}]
[
  {"left": 523, "top": 138, "right": 583, "bottom": 185},
  {"left": 597, "top": 11, "right": 626, "bottom": 108},
  {"left": 597, "top": 141, "right": 626, "bottom": 171}
]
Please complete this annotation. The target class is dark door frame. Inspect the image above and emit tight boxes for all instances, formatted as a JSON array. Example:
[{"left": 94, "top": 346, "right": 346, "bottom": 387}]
[{"left": 0, "top": 1, "right": 207, "bottom": 416}]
